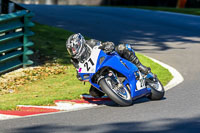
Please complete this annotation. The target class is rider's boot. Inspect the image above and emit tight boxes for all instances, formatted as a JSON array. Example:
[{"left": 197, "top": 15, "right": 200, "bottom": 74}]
[
  {"left": 130, "top": 56, "right": 157, "bottom": 80},
  {"left": 129, "top": 54, "right": 150, "bottom": 75},
  {"left": 89, "top": 86, "right": 104, "bottom": 98}
]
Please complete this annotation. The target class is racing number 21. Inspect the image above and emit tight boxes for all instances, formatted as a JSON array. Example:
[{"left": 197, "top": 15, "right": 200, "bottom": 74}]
[{"left": 84, "top": 58, "right": 94, "bottom": 71}]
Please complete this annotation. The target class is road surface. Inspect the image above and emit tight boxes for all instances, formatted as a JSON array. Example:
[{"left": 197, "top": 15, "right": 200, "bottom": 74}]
[{"left": 1, "top": 5, "right": 200, "bottom": 133}]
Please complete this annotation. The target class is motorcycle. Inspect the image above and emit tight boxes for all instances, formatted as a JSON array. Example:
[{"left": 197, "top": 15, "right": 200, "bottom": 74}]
[{"left": 77, "top": 45, "right": 165, "bottom": 106}]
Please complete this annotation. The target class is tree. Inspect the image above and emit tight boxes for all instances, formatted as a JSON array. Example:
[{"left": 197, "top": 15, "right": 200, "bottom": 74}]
[{"left": 177, "top": 0, "right": 187, "bottom": 8}]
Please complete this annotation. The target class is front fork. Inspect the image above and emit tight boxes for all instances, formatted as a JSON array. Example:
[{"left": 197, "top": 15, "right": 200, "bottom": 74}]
[
  {"left": 97, "top": 70, "right": 125, "bottom": 92},
  {"left": 135, "top": 71, "right": 146, "bottom": 90},
  {"left": 135, "top": 71, "right": 157, "bottom": 89}
]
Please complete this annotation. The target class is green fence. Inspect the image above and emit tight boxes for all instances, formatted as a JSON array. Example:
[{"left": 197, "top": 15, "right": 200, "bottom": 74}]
[{"left": 0, "top": 1, "right": 34, "bottom": 74}]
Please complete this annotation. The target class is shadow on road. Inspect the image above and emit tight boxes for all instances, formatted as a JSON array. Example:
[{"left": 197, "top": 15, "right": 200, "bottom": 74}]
[
  {"left": 6, "top": 116, "right": 200, "bottom": 133},
  {"left": 24, "top": 5, "right": 200, "bottom": 54}
]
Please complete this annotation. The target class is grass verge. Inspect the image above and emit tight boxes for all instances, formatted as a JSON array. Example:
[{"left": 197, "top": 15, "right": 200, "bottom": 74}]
[
  {"left": 0, "top": 23, "right": 172, "bottom": 110},
  {"left": 125, "top": 6, "right": 200, "bottom": 16}
]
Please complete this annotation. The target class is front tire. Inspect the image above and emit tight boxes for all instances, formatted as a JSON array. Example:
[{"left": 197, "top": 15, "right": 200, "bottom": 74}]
[
  {"left": 99, "top": 77, "right": 132, "bottom": 106},
  {"left": 147, "top": 79, "right": 165, "bottom": 100}
]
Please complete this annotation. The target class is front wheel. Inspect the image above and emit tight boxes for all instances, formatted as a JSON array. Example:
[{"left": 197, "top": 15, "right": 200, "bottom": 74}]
[
  {"left": 99, "top": 77, "right": 132, "bottom": 106},
  {"left": 147, "top": 79, "right": 165, "bottom": 100}
]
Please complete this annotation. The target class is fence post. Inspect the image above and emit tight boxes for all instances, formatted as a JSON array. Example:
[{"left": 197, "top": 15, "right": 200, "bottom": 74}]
[
  {"left": 1, "top": 0, "right": 9, "bottom": 14},
  {"left": 0, "top": 0, "right": 2, "bottom": 14},
  {"left": 23, "top": 11, "right": 34, "bottom": 68},
  {"left": 177, "top": 0, "right": 187, "bottom": 8}
]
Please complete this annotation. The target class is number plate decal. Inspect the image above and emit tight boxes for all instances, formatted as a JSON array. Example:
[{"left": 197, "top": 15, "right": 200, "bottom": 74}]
[{"left": 78, "top": 46, "right": 101, "bottom": 73}]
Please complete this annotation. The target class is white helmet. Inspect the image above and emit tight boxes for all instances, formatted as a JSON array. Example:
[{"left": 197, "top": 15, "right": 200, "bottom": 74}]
[{"left": 66, "top": 33, "right": 86, "bottom": 59}]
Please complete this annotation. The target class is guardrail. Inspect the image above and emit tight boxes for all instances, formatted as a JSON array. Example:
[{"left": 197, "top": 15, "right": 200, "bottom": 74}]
[{"left": 0, "top": 0, "right": 34, "bottom": 74}]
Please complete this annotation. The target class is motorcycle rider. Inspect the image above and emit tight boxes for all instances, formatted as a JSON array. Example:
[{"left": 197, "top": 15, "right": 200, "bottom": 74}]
[{"left": 66, "top": 33, "right": 154, "bottom": 97}]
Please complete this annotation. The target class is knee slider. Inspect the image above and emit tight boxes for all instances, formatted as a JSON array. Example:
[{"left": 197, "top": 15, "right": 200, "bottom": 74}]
[{"left": 125, "top": 44, "right": 135, "bottom": 53}]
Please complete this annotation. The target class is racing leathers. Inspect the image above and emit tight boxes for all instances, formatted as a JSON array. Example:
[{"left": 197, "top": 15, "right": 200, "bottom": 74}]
[{"left": 70, "top": 39, "right": 150, "bottom": 78}]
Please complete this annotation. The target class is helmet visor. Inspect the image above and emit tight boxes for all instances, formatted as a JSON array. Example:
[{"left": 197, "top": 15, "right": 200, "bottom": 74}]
[
  {"left": 67, "top": 33, "right": 85, "bottom": 58},
  {"left": 67, "top": 40, "right": 81, "bottom": 55}
]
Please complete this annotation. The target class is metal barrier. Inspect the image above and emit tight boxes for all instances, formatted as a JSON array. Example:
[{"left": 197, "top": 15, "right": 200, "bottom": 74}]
[{"left": 0, "top": 0, "right": 34, "bottom": 74}]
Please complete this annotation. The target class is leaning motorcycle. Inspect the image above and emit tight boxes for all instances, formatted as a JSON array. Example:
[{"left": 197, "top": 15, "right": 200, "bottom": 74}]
[{"left": 77, "top": 45, "right": 165, "bottom": 106}]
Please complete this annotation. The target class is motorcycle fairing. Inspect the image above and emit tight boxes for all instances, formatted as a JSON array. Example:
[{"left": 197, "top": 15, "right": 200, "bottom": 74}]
[
  {"left": 78, "top": 46, "right": 101, "bottom": 74},
  {"left": 78, "top": 48, "right": 151, "bottom": 99}
]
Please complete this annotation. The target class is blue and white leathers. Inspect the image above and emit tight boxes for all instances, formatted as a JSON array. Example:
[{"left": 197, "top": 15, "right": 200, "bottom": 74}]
[{"left": 78, "top": 45, "right": 152, "bottom": 100}]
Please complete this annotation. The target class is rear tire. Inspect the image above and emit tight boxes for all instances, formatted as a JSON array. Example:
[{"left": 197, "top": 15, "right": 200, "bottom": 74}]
[
  {"left": 147, "top": 79, "right": 165, "bottom": 100},
  {"left": 99, "top": 77, "right": 132, "bottom": 106}
]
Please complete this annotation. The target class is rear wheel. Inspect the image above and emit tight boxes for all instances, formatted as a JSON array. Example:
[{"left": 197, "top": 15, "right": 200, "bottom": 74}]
[
  {"left": 147, "top": 79, "right": 165, "bottom": 100},
  {"left": 99, "top": 77, "right": 132, "bottom": 106}
]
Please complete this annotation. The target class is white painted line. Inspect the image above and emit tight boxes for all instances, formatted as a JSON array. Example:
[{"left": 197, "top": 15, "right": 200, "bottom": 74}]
[
  {"left": 55, "top": 102, "right": 97, "bottom": 110},
  {"left": 17, "top": 102, "right": 97, "bottom": 111},
  {"left": 147, "top": 56, "right": 184, "bottom": 91},
  {"left": 0, "top": 114, "right": 20, "bottom": 121}
]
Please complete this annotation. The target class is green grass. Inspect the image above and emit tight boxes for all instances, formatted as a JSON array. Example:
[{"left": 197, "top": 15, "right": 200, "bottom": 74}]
[
  {"left": 31, "top": 23, "right": 90, "bottom": 64},
  {"left": 0, "top": 66, "right": 90, "bottom": 110},
  {"left": 125, "top": 6, "right": 200, "bottom": 16},
  {"left": 30, "top": 23, "right": 72, "bottom": 64},
  {"left": 136, "top": 53, "right": 172, "bottom": 86},
  {"left": 0, "top": 23, "right": 172, "bottom": 110}
]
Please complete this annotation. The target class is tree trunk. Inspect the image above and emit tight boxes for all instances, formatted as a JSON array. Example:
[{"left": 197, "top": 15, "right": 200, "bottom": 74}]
[{"left": 177, "top": 0, "right": 187, "bottom": 8}]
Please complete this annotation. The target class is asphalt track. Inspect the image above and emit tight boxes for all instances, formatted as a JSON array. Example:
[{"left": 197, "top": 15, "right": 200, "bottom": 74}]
[{"left": 1, "top": 5, "right": 200, "bottom": 133}]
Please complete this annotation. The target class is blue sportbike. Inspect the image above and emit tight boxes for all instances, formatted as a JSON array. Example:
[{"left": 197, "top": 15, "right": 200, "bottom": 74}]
[{"left": 78, "top": 45, "right": 165, "bottom": 106}]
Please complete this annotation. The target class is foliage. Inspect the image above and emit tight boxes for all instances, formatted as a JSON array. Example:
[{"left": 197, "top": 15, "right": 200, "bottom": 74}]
[
  {"left": 126, "top": 6, "right": 200, "bottom": 16},
  {"left": 0, "top": 63, "right": 67, "bottom": 95}
]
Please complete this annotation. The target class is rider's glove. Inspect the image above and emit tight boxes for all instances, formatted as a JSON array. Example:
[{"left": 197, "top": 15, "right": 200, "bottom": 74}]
[
  {"left": 99, "top": 42, "right": 115, "bottom": 54},
  {"left": 70, "top": 58, "right": 79, "bottom": 69},
  {"left": 77, "top": 73, "right": 83, "bottom": 81},
  {"left": 70, "top": 58, "right": 83, "bottom": 81}
]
